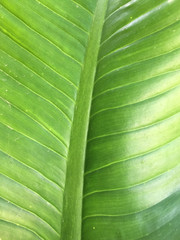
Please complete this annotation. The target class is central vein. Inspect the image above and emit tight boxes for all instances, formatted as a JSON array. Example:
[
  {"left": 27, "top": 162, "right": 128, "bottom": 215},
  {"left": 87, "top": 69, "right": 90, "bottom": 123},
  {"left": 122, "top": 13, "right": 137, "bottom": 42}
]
[{"left": 61, "top": 0, "right": 108, "bottom": 239}]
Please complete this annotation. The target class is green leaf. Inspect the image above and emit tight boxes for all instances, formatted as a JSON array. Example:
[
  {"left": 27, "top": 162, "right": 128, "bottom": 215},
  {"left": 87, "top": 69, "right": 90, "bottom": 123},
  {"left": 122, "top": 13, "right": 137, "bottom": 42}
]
[{"left": 0, "top": 0, "right": 180, "bottom": 239}]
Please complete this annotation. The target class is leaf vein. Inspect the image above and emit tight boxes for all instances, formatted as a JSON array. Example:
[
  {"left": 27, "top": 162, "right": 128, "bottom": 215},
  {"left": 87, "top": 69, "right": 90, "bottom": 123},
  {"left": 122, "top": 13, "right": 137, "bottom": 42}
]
[
  {"left": 0, "top": 95, "right": 68, "bottom": 156},
  {"left": 1, "top": 4, "right": 82, "bottom": 66},
  {"left": 0, "top": 29, "right": 78, "bottom": 89},
  {"left": 90, "top": 81, "right": 180, "bottom": 119},
  {"left": 84, "top": 162, "right": 180, "bottom": 198},
  {"left": 0, "top": 196, "right": 60, "bottom": 237},
  {"left": 0, "top": 48, "right": 75, "bottom": 103},
  {"left": 1, "top": 68, "right": 72, "bottom": 124},
  {"left": 92, "top": 68, "right": 180, "bottom": 100},
  {"left": 85, "top": 134, "right": 180, "bottom": 175},
  {"left": 100, "top": 1, "right": 168, "bottom": 47},
  {"left": 95, "top": 46, "right": 180, "bottom": 85},
  {"left": 37, "top": 0, "right": 89, "bottom": 34},
  {"left": 88, "top": 110, "right": 180, "bottom": 143},
  {"left": 0, "top": 218, "right": 43, "bottom": 240},
  {"left": 0, "top": 148, "right": 64, "bottom": 191},
  {"left": 0, "top": 172, "right": 62, "bottom": 215}
]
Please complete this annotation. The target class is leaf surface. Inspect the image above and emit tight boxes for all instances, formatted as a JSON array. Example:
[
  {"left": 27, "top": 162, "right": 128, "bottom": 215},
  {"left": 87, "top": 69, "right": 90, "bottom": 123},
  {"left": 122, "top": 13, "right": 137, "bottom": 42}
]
[{"left": 0, "top": 0, "right": 180, "bottom": 239}]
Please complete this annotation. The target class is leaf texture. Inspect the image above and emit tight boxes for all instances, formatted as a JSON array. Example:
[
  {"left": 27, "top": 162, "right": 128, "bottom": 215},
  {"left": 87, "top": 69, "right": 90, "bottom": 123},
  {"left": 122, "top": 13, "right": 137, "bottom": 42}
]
[
  {"left": 83, "top": 0, "right": 180, "bottom": 239},
  {"left": 0, "top": 0, "right": 92, "bottom": 239},
  {"left": 0, "top": 0, "right": 180, "bottom": 239}
]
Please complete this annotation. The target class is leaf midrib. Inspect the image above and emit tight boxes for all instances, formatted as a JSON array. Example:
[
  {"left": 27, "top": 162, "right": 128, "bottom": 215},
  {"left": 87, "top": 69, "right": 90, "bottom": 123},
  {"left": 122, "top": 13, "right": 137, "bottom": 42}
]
[{"left": 60, "top": 1, "right": 108, "bottom": 239}]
